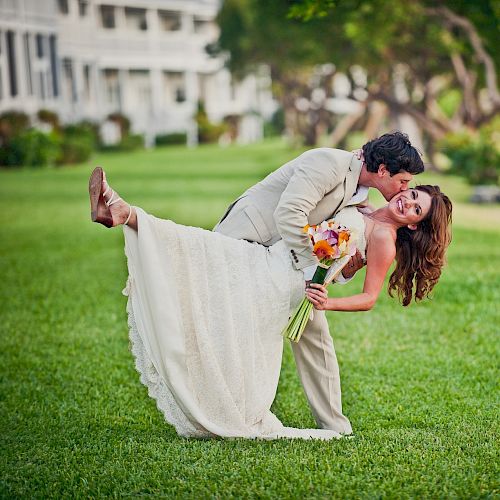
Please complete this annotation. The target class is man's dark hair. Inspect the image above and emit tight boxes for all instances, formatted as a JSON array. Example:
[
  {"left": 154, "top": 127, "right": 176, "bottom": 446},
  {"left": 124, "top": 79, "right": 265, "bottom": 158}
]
[{"left": 362, "top": 131, "right": 424, "bottom": 176}]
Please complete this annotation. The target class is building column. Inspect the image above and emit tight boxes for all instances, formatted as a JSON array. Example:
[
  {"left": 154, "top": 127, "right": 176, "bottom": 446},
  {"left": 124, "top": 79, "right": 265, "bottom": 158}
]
[
  {"left": 118, "top": 68, "right": 128, "bottom": 115},
  {"left": 146, "top": 7, "right": 159, "bottom": 69},
  {"left": 181, "top": 12, "right": 194, "bottom": 34},
  {"left": 67, "top": 0, "right": 78, "bottom": 20},
  {"left": 185, "top": 70, "right": 199, "bottom": 147},
  {"left": 93, "top": 65, "right": 105, "bottom": 120},
  {"left": 115, "top": 5, "right": 126, "bottom": 30},
  {"left": 147, "top": 68, "right": 163, "bottom": 146},
  {"left": 146, "top": 7, "right": 159, "bottom": 36},
  {"left": 14, "top": 30, "right": 27, "bottom": 103},
  {"left": 72, "top": 58, "right": 84, "bottom": 120}
]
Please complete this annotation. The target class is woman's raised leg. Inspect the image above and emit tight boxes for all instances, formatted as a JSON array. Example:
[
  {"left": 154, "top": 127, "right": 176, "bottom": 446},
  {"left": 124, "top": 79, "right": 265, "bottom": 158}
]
[{"left": 89, "top": 167, "right": 138, "bottom": 230}]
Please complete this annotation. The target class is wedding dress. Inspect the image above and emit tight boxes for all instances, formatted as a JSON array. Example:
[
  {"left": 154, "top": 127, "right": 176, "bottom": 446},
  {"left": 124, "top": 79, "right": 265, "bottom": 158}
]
[{"left": 122, "top": 206, "right": 366, "bottom": 440}]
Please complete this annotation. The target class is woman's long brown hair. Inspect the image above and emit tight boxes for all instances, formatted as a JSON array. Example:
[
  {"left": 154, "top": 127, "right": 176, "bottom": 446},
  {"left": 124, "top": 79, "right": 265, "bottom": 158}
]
[{"left": 388, "top": 185, "right": 453, "bottom": 306}]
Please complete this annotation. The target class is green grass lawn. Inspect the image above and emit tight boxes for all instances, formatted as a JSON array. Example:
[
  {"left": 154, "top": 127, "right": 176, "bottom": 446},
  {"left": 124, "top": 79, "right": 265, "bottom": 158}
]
[{"left": 1, "top": 140, "right": 499, "bottom": 498}]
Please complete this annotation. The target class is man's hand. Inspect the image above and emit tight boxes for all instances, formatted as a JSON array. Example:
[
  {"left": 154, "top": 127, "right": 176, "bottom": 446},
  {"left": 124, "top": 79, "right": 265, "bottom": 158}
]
[{"left": 342, "top": 249, "right": 364, "bottom": 279}]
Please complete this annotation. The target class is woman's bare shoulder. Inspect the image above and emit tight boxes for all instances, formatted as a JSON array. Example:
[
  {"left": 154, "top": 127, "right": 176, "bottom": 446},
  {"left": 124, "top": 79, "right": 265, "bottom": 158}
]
[{"left": 368, "top": 225, "right": 397, "bottom": 260}]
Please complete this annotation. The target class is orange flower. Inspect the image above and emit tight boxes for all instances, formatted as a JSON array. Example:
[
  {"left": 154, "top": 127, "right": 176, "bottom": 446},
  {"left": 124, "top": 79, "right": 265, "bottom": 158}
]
[
  {"left": 338, "top": 231, "right": 350, "bottom": 244},
  {"left": 313, "top": 240, "right": 334, "bottom": 259},
  {"left": 303, "top": 224, "right": 310, "bottom": 233}
]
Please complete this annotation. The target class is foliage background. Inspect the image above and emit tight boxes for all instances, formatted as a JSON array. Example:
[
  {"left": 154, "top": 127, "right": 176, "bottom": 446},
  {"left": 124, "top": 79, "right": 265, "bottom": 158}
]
[{"left": 216, "top": 0, "right": 500, "bottom": 180}]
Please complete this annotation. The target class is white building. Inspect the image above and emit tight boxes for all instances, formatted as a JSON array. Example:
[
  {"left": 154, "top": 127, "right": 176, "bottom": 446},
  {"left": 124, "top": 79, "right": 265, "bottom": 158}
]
[{"left": 0, "top": 0, "right": 275, "bottom": 144}]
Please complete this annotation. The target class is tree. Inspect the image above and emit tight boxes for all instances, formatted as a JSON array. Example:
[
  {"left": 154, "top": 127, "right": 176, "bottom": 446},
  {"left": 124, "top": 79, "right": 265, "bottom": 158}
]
[
  {"left": 215, "top": 0, "right": 339, "bottom": 145},
  {"left": 215, "top": 0, "right": 499, "bottom": 164},
  {"left": 288, "top": 0, "right": 500, "bottom": 162}
]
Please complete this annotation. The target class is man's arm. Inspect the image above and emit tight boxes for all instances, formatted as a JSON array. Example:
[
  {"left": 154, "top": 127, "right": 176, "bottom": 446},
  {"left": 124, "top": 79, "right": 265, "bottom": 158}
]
[
  {"left": 274, "top": 149, "right": 349, "bottom": 270},
  {"left": 339, "top": 249, "right": 364, "bottom": 280}
]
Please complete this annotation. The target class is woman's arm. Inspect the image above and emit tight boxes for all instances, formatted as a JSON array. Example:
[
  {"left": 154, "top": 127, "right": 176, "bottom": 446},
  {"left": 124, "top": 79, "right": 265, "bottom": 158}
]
[{"left": 306, "top": 230, "right": 396, "bottom": 312}]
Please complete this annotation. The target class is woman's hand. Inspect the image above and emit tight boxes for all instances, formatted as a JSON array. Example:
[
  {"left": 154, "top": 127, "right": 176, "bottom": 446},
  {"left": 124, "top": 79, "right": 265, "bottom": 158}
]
[{"left": 305, "top": 283, "right": 329, "bottom": 310}]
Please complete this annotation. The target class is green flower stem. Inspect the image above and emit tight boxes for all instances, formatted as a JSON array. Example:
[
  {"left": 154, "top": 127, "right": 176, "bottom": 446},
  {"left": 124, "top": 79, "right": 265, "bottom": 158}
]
[
  {"left": 310, "top": 266, "right": 328, "bottom": 284},
  {"left": 285, "top": 298, "right": 314, "bottom": 342},
  {"left": 284, "top": 259, "right": 334, "bottom": 342},
  {"left": 310, "top": 258, "right": 333, "bottom": 284}
]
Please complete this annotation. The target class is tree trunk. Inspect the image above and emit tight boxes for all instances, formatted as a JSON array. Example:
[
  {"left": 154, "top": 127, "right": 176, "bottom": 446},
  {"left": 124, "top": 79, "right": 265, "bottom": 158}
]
[
  {"left": 364, "top": 101, "right": 387, "bottom": 139},
  {"left": 328, "top": 104, "right": 367, "bottom": 148}
]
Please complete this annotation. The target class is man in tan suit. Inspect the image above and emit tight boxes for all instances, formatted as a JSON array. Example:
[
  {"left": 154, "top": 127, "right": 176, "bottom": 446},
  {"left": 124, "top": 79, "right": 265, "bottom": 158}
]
[{"left": 214, "top": 132, "right": 424, "bottom": 434}]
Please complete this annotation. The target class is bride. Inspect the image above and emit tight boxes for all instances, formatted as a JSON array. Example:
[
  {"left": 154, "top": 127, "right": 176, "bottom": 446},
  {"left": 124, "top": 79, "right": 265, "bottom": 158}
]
[{"left": 89, "top": 167, "right": 452, "bottom": 440}]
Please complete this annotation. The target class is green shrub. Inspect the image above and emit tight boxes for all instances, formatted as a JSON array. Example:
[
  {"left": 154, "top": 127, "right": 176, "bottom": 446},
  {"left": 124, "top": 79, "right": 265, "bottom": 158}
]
[
  {"left": 57, "top": 122, "right": 97, "bottom": 165},
  {"left": 59, "top": 135, "right": 92, "bottom": 164},
  {"left": 264, "top": 108, "right": 285, "bottom": 138},
  {"left": 155, "top": 132, "right": 187, "bottom": 147},
  {"left": 440, "top": 123, "right": 500, "bottom": 185},
  {"left": 196, "top": 102, "right": 227, "bottom": 144},
  {"left": 0, "top": 129, "right": 59, "bottom": 167},
  {"left": 119, "top": 133, "right": 144, "bottom": 151},
  {"left": 437, "top": 89, "right": 462, "bottom": 119},
  {"left": 101, "top": 133, "right": 144, "bottom": 152},
  {"left": 58, "top": 134, "right": 93, "bottom": 165},
  {"left": 37, "top": 109, "right": 60, "bottom": 131},
  {"left": 0, "top": 111, "right": 30, "bottom": 145},
  {"left": 106, "top": 112, "right": 131, "bottom": 137}
]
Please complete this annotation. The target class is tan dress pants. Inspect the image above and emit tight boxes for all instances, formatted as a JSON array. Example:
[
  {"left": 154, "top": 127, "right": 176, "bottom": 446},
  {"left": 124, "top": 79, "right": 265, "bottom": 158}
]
[
  {"left": 291, "top": 310, "right": 352, "bottom": 434},
  {"left": 214, "top": 202, "right": 352, "bottom": 434}
]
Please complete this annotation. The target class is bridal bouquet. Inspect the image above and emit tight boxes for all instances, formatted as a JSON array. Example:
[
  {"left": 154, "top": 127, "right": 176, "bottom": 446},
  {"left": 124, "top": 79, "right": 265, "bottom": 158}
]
[{"left": 283, "top": 220, "right": 357, "bottom": 343}]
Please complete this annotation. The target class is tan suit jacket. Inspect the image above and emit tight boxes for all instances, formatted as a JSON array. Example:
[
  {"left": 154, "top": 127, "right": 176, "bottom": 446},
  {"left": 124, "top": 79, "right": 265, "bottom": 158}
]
[{"left": 214, "top": 148, "right": 364, "bottom": 270}]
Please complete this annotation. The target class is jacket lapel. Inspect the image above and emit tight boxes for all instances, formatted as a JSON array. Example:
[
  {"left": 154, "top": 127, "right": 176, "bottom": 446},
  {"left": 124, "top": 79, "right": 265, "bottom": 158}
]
[{"left": 338, "top": 154, "right": 363, "bottom": 210}]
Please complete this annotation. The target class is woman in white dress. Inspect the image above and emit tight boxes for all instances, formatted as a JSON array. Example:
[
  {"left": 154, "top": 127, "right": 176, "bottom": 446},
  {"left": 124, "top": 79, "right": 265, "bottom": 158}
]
[{"left": 89, "top": 168, "right": 452, "bottom": 440}]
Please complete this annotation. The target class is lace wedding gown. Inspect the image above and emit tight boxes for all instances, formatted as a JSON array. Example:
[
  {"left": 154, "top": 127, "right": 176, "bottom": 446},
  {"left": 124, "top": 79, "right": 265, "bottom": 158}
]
[{"left": 122, "top": 206, "right": 366, "bottom": 440}]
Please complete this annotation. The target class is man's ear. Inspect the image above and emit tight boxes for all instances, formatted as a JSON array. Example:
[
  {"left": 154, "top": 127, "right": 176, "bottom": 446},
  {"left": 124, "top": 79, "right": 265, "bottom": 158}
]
[
  {"left": 407, "top": 223, "right": 418, "bottom": 231},
  {"left": 377, "top": 164, "right": 387, "bottom": 177}
]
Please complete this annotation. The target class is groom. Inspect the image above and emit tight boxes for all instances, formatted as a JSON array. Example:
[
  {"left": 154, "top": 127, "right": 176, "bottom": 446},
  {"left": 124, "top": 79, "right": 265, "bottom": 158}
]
[{"left": 214, "top": 131, "right": 424, "bottom": 434}]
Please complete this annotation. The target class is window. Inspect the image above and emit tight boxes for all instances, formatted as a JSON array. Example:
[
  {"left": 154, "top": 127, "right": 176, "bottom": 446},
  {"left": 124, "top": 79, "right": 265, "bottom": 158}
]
[
  {"left": 100, "top": 5, "right": 115, "bottom": 29},
  {"left": 58, "top": 0, "right": 69, "bottom": 14},
  {"left": 198, "top": 73, "right": 210, "bottom": 103},
  {"left": 78, "top": 0, "right": 88, "bottom": 17},
  {"left": 63, "top": 58, "right": 76, "bottom": 102},
  {"left": 129, "top": 70, "right": 152, "bottom": 111},
  {"left": 125, "top": 8, "right": 147, "bottom": 31},
  {"left": 36, "top": 34, "right": 44, "bottom": 58},
  {"left": 49, "top": 35, "right": 59, "bottom": 97},
  {"left": 38, "top": 71, "right": 46, "bottom": 99},
  {"left": 175, "top": 88, "right": 186, "bottom": 103},
  {"left": 194, "top": 18, "right": 212, "bottom": 35},
  {"left": 24, "top": 33, "right": 33, "bottom": 95},
  {"left": 164, "top": 72, "right": 186, "bottom": 104},
  {"left": 103, "top": 69, "right": 120, "bottom": 107},
  {"left": 159, "top": 11, "right": 181, "bottom": 31},
  {"left": 6, "top": 30, "right": 18, "bottom": 97},
  {"left": 83, "top": 64, "right": 91, "bottom": 101}
]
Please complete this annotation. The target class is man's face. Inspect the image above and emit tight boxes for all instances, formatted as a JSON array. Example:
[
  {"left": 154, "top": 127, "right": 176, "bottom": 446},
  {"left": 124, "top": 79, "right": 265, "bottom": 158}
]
[{"left": 377, "top": 166, "right": 413, "bottom": 201}]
